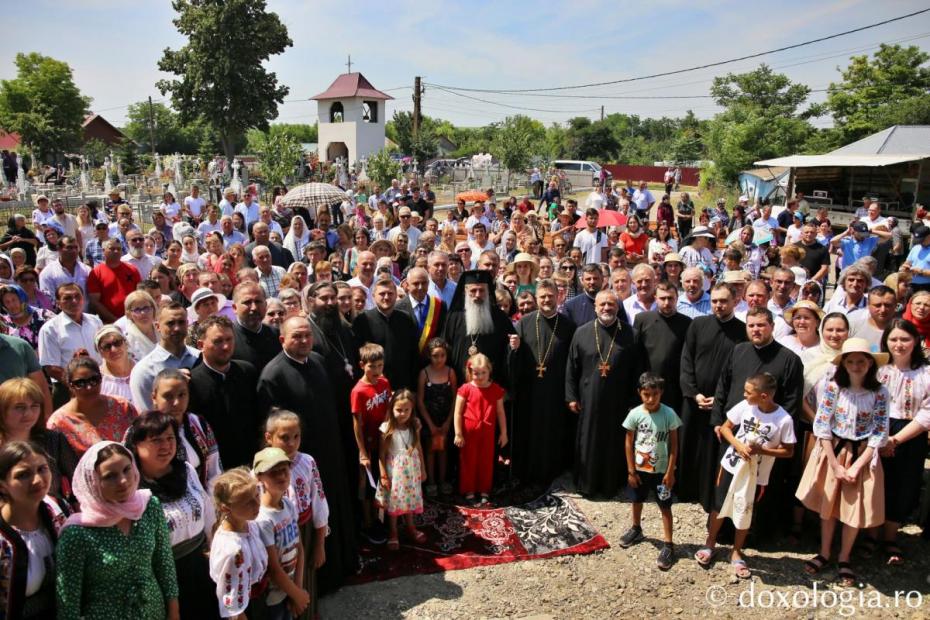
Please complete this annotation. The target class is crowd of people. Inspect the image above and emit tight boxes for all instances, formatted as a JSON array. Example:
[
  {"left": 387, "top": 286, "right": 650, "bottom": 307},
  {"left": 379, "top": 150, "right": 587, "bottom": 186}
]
[{"left": 0, "top": 176, "right": 926, "bottom": 618}]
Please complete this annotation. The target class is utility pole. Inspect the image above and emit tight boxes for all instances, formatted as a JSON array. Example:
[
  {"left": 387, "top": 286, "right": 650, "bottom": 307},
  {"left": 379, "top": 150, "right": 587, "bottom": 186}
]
[
  {"left": 147, "top": 96, "right": 156, "bottom": 155},
  {"left": 600, "top": 105, "right": 604, "bottom": 121},
  {"left": 412, "top": 76, "right": 422, "bottom": 144}
]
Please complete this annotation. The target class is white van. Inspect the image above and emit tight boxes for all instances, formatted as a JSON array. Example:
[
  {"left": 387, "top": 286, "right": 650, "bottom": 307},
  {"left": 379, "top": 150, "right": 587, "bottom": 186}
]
[{"left": 551, "top": 160, "right": 611, "bottom": 188}]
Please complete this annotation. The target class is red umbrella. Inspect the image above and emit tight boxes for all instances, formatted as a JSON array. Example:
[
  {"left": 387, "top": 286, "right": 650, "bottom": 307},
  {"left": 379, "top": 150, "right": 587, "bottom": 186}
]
[{"left": 574, "top": 209, "right": 628, "bottom": 229}]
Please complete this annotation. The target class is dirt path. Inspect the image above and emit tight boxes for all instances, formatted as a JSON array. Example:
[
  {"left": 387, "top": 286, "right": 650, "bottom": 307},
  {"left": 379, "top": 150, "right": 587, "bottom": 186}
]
[{"left": 320, "top": 478, "right": 930, "bottom": 618}]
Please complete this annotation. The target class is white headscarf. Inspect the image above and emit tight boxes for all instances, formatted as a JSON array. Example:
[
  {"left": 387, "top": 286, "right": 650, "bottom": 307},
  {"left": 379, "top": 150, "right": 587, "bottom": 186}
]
[{"left": 283, "top": 216, "right": 310, "bottom": 260}]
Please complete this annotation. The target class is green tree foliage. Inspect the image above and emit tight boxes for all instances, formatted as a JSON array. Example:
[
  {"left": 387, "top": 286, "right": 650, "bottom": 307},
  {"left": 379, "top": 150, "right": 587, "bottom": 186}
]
[
  {"left": 705, "top": 65, "right": 814, "bottom": 183},
  {"left": 251, "top": 131, "right": 303, "bottom": 186},
  {"left": 825, "top": 44, "right": 930, "bottom": 143},
  {"left": 565, "top": 117, "right": 620, "bottom": 161},
  {"left": 366, "top": 147, "right": 402, "bottom": 189},
  {"left": 387, "top": 111, "right": 438, "bottom": 162},
  {"left": 123, "top": 100, "right": 214, "bottom": 154},
  {"left": 115, "top": 139, "right": 141, "bottom": 175},
  {"left": 491, "top": 115, "right": 544, "bottom": 176},
  {"left": 0, "top": 53, "right": 90, "bottom": 160},
  {"left": 157, "top": 0, "right": 292, "bottom": 162},
  {"left": 246, "top": 124, "right": 317, "bottom": 153},
  {"left": 81, "top": 139, "right": 108, "bottom": 167}
]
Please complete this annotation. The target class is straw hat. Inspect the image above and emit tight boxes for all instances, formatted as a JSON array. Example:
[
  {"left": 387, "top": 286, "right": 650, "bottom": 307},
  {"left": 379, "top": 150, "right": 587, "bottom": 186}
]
[
  {"left": 831, "top": 337, "right": 889, "bottom": 366},
  {"left": 783, "top": 299, "right": 824, "bottom": 323},
  {"left": 721, "top": 270, "right": 750, "bottom": 283},
  {"left": 512, "top": 252, "right": 539, "bottom": 279},
  {"left": 662, "top": 252, "right": 684, "bottom": 264}
]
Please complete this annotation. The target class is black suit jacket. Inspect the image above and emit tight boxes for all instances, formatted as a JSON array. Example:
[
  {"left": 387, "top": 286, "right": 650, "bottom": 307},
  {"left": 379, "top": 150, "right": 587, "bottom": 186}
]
[
  {"left": 395, "top": 294, "right": 447, "bottom": 347},
  {"left": 561, "top": 292, "right": 629, "bottom": 327},
  {"left": 352, "top": 308, "right": 420, "bottom": 390}
]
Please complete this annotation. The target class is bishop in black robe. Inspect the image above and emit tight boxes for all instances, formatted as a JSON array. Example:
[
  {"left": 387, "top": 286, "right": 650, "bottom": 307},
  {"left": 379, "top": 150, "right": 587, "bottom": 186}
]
[
  {"left": 632, "top": 309, "right": 691, "bottom": 412},
  {"left": 565, "top": 314, "right": 638, "bottom": 497},
  {"left": 677, "top": 313, "right": 747, "bottom": 506},
  {"left": 712, "top": 337, "right": 803, "bottom": 535},
  {"left": 509, "top": 309, "right": 577, "bottom": 488},
  {"left": 257, "top": 351, "right": 358, "bottom": 592},
  {"left": 443, "top": 307, "right": 515, "bottom": 389}
]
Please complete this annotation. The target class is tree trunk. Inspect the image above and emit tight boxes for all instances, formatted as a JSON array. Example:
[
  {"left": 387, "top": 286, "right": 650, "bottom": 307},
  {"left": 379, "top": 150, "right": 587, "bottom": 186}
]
[{"left": 221, "top": 134, "right": 236, "bottom": 165}]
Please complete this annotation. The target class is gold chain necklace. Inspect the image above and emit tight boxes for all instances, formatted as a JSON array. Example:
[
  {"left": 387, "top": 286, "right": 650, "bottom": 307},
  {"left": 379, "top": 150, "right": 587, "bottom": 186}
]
[
  {"left": 534, "top": 311, "right": 559, "bottom": 378},
  {"left": 593, "top": 318, "right": 619, "bottom": 377}
]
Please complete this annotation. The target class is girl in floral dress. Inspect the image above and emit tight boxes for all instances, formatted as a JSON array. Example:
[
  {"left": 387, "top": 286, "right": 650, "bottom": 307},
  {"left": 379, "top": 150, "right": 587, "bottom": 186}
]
[{"left": 376, "top": 389, "right": 426, "bottom": 550}]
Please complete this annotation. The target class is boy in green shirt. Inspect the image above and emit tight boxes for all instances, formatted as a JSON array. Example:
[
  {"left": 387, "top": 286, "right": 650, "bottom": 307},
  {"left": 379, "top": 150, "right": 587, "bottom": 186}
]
[{"left": 620, "top": 372, "right": 682, "bottom": 570}]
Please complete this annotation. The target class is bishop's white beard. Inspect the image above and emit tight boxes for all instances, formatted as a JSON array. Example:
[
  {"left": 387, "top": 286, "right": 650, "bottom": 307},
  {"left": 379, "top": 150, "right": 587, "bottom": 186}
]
[{"left": 464, "top": 296, "right": 494, "bottom": 336}]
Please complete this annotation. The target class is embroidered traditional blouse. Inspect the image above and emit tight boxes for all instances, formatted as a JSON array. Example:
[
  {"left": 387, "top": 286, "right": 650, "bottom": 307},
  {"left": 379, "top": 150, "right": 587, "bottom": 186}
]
[
  {"left": 159, "top": 463, "right": 216, "bottom": 548},
  {"left": 877, "top": 365, "right": 930, "bottom": 425},
  {"left": 47, "top": 396, "right": 139, "bottom": 457},
  {"left": 287, "top": 452, "right": 329, "bottom": 529},
  {"left": 813, "top": 380, "right": 889, "bottom": 449},
  {"left": 209, "top": 521, "right": 268, "bottom": 618}
]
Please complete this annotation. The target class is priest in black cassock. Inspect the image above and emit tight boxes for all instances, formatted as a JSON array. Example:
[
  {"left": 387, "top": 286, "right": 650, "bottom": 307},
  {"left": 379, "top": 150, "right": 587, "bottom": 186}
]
[
  {"left": 565, "top": 289, "right": 638, "bottom": 498},
  {"left": 509, "top": 279, "right": 577, "bottom": 489},
  {"left": 678, "top": 282, "right": 747, "bottom": 506},
  {"left": 352, "top": 277, "right": 420, "bottom": 390},
  {"left": 442, "top": 270, "right": 515, "bottom": 389},
  {"left": 306, "top": 282, "right": 362, "bottom": 489},
  {"left": 632, "top": 282, "right": 691, "bottom": 412},
  {"left": 256, "top": 316, "right": 357, "bottom": 592},
  {"left": 711, "top": 305, "right": 803, "bottom": 535},
  {"left": 231, "top": 281, "right": 282, "bottom": 369}
]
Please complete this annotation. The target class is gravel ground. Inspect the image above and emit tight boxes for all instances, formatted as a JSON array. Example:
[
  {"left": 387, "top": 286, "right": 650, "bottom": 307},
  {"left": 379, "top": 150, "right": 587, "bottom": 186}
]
[{"left": 320, "top": 475, "right": 930, "bottom": 619}]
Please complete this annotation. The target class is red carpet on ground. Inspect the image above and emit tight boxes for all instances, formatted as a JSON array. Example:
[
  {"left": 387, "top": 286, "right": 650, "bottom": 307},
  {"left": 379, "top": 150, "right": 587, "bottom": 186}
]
[{"left": 350, "top": 493, "right": 609, "bottom": 584}]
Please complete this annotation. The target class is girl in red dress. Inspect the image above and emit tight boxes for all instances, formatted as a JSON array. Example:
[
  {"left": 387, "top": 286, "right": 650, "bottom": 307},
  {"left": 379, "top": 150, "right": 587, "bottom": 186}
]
[{"left": 453, "top": 354, "right": 507, "bottom": 505}]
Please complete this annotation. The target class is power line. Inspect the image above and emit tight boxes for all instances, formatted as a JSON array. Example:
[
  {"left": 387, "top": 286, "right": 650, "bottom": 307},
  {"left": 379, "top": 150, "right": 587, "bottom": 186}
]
[
  {"left": 426, "top": 8, "right": 930, "bottom": 93},
  {"left": 428, "top": 84, "right": 601, "bottom": 114}
]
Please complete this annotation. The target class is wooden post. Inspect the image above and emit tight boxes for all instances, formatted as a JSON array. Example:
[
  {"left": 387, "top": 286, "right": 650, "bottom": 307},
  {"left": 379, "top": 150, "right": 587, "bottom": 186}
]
[{"left": 412, "top": 76, "right": 422, "bottom": 145}]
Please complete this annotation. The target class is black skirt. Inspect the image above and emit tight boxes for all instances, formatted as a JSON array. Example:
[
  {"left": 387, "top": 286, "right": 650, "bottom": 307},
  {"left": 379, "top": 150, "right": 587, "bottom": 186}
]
[
  {"left": 882, "top": 418, "right": 928, "bottom": 524},
  {"left": 175, "top": 539, "right": 220, "bottom": 620}
]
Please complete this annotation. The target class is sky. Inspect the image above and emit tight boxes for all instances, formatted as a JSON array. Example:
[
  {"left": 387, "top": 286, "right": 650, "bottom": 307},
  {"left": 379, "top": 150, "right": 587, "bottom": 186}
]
[{"left": 2, "top": 0, "right": 929, "bottom": 129}]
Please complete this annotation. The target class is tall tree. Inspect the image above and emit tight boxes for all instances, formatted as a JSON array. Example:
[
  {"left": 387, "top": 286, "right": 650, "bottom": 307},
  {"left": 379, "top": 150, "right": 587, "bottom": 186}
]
[
  {"left": 387, "top": 111, "right": 437, "bottom": 162},
  {"left": 251, "top": 131, "right": 303, "bottom": 186},
  {"left": 705, "top": 65, "right": 814, "bottom": 183},
  {"left": 157, "top": 0, "right": 292, "bottom": 163},
  {"left": 825, "top": 44, "right": 930, "bottom": 143},
  {"left": 491, "top": 115, "right": 544, "bottom": 189},
  {"left": 0, "top": 53, "right": 90, "bottom": 160}
]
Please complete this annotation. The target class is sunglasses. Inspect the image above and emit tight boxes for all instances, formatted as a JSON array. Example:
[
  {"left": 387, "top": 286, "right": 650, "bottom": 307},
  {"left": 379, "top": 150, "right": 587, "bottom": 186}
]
[
  {"left": 560, "top": 265, "right": 575, "bottom": 271},
  {"left": 70, "top": 376, "right": 102, "bottom": 389},
  {"left": 99, "top": 339, "right": 125, "bottom": 351}
]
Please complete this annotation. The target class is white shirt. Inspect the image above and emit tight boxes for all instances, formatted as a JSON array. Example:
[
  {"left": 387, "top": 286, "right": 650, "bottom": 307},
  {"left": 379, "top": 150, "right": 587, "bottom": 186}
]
[
  {"left": 860, "top": 214, "right": 888, "bottom": 231},
  {"left": 38, "top": 312, "right": 103, "bottom": 368},
  {"left": 38, "top": 259, "right": 91, "bottom": 300},
  {"left": 121, "top": 253, "right": 161, "bottom": 280},
  {"left": 573, "top": 228, "right": 607, "bottom": 264},
  {"left": 219, "top": 199, "right": 236, "bottom": 218},
  {"left": 197, "top": 220, "right": 222, "bottom": 243},
  {"left": 623, "top": 296, "right": 657, "bottom": 325},
  {"left": 161, "top": 202, "right": 182, "bottom": 221},
  {"left": 183, "top": 195, "right": 206, "bottom": 218},
  {"left": 347, "top": 277, "right": 375, "bottom": 310},
  {"left": 721, "top": 400, "right": 796, "bottom": 486},
  {"left": 235, "top": 201, "right": 260, "bottom": 227},
  {"left": 585, "top": 191, "right": 606, "bottom": 210},
  {"left": 387, "top": 225, "right": 421, "bottom": 252}
]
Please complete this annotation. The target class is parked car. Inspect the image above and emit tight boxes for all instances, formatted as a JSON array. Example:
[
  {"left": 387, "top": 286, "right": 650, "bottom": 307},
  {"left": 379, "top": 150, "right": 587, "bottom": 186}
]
[{"left": 551, "top": 160, "right": 611, "bottom": 187}]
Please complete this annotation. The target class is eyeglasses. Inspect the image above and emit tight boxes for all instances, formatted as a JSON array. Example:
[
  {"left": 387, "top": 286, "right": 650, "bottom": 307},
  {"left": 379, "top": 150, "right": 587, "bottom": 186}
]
[
  {"left": 267, "top": 310, "right": 286, "bottom": 318},
  {"left": 560, "top": 265, "right": 576, "bottom": 271},
  {"left": 130, "top": 306, "right": 154, "bottom": 315},
  {"left": 70, "top": 376, "right": 101, "bottom": 389},
  {"left": 400, "top": 215, "right": 411, "bottom": 219},
  {"left": 99, "top": 339, "right": 125, "bottom": 351},
  {"left": 129, "top": 238, "right": 144, "bottom": 244}
]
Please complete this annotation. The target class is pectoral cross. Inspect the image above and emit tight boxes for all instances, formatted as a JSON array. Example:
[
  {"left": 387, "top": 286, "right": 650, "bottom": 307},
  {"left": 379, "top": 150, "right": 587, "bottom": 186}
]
[
  {"left": 536, "top": 363, "right": 546, "bottom": 378},
  {"left": 598, "top": 361, "right": 611, "bottom": 377}
]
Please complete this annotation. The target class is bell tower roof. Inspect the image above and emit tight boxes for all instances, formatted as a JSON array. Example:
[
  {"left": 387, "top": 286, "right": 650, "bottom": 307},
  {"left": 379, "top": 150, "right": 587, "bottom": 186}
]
[{"left": 311, "top": 73, "right": 393, "bottom": 101}]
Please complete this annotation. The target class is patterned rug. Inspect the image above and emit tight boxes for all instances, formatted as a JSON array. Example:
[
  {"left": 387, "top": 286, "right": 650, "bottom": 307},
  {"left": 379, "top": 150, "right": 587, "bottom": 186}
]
[{"left": 349, "top": 493, "right": 610, "bottom": 584}]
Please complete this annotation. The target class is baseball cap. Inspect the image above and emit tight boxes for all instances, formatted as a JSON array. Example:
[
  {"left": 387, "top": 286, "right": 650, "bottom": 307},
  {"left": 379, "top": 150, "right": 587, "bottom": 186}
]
[
  {"left": 912, "top": 225, "right": 930, "bottom": 242},
  {"left": 850, "top": 221, "right": 869, "bottom": 234},
  {"left": 252, "top": 447, "right": 292, "bottom": 474}
]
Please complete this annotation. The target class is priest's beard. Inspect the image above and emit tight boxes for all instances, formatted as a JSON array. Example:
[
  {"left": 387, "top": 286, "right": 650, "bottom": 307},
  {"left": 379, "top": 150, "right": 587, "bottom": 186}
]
[
  {"left": 313, "top": 305, "right": 344, "bottom": 334},
  {"left": 464, "top": 296, "right": 494, "bottom": 336}
]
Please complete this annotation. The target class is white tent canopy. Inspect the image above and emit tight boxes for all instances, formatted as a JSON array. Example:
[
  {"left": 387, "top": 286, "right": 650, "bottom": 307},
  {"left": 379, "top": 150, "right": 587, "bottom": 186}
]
[{"left": 754, "top": 154, "right": 930, "bottom": 168}]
